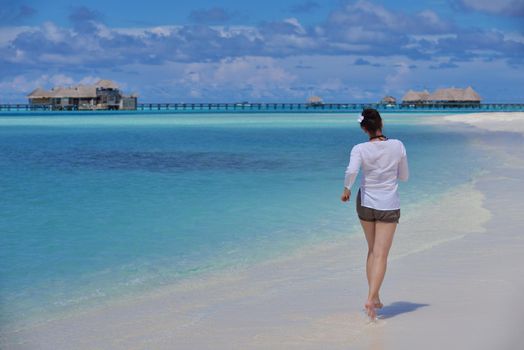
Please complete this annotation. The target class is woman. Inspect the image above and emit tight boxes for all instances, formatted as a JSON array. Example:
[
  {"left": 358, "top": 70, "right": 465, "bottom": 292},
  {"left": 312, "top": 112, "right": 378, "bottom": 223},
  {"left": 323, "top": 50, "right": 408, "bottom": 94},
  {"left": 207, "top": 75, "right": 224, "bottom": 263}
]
[{"left": 341, "top": 108, "right": 409, "bottom": 321}]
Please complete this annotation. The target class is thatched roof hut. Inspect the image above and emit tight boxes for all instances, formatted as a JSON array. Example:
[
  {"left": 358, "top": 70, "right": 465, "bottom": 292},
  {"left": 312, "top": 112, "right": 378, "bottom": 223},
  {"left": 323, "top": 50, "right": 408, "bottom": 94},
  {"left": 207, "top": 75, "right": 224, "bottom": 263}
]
[
  {"left": 27, "top": 87, "right": 52, "bottom": 98},
  {"left": 428, "top": 86, "right": 481, "bottom": 102},
  {"left": 429, "top": 88, "right": 461, "bottom": 101},
  {"left": 26, "top": 78, "right": 136, "bottom": 110},
  {"left": 47, "top": 85, "right": 97, "bottom": 98},
  {"left": 402, "top": 90, "right": 430, "bottom": 102},
  {"left": 462, "top": 86, "right": 481, "bottom": 102},
  {"left": 402, "top": 86, "right": 481, "bottom": 104},
  {"left": 307, "top": 96, "right": 323, "bottom": 106},
  {"left": 27, "top": 85, "right": 98, "bottom": 99},
  {"left": 96, "top": 79, "right": 119, "bottom": 89},
  {"left": 380, "top": 95, "right": 396, "bottom": 104}
]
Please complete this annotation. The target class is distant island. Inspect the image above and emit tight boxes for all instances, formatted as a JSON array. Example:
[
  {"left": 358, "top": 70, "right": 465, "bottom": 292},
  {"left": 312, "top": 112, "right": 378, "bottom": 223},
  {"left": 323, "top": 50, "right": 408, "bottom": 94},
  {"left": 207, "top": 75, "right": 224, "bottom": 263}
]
[{"left": 27, "top": 80, "right": 138, "bottom": 111}]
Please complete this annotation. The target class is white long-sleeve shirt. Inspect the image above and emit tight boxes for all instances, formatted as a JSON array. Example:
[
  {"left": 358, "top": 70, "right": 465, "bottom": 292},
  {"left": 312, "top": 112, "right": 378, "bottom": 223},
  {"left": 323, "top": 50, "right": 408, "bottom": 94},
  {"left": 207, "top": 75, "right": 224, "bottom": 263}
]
[{"left": 344, "top": 139, "right": 409, "bottom": 210}]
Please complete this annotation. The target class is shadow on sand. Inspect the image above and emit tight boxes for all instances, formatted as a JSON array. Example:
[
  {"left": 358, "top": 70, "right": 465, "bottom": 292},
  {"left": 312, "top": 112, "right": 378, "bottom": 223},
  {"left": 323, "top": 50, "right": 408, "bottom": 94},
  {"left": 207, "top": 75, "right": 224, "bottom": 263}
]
[{"left": 378, "top": 301, "right": 430, "bottom": 319}]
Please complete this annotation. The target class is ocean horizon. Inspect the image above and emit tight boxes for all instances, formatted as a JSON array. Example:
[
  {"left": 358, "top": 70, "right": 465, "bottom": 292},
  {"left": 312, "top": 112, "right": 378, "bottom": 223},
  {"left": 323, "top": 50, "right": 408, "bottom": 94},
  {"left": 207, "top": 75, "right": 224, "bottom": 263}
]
[{"left": 0, "top": 111, "right": 488, "bottom": 330}]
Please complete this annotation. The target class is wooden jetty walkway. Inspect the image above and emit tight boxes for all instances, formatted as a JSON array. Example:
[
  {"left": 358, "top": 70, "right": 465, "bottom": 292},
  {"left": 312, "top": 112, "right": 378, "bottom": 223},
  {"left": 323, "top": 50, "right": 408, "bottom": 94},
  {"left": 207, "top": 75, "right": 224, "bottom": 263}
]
[{"left": 1, "top": 102, "right": 524, "bottom": 113}]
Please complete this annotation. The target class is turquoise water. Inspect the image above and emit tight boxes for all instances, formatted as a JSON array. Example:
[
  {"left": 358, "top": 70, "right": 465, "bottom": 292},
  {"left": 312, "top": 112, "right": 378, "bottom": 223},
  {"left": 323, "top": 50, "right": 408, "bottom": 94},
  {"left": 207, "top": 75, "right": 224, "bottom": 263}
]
[{"left": 0, "top": 112, "right": 484, "bottom": 328}]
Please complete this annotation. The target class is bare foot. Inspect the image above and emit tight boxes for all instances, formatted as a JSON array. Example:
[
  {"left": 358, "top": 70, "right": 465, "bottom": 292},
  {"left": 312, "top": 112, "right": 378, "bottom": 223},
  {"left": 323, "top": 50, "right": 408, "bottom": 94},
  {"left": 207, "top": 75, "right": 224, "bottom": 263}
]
[
  {"left": 364, "top": 300, "right": 377, "bottom": 321},
  {"left": 372, "top": 297, "right": 383, "bottom": 309}
]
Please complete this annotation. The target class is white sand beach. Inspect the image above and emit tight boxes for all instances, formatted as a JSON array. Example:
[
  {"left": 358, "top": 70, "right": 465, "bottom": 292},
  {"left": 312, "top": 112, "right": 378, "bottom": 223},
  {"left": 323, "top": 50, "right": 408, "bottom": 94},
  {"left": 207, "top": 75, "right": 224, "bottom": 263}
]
[
  {"left": 443, "top": 112, "right": 524, "bottom": 135},
  {"left": 2, "top": 112, "right": 524, "bottom": 349}
]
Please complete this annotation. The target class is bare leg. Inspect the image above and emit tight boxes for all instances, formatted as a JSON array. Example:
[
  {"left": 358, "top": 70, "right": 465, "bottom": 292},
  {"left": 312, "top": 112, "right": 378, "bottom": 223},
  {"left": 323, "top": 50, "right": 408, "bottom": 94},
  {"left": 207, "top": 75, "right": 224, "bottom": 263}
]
[
  {"left": 366, "top": 221, "right": 397, "bottom": 319},
  {"left": 360, "top": 220, "right": 376, "bottom": 297},
  {"left": 359, "top": 219, "right": 383, "bottom": 309}
]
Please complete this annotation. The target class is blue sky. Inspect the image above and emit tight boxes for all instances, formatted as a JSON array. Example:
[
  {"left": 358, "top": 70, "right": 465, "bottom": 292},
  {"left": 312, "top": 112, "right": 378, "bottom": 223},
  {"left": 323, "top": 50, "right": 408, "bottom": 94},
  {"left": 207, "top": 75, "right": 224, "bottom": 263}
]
[{"left": 1, "top": 0, "right": 523, "bottom": 102}]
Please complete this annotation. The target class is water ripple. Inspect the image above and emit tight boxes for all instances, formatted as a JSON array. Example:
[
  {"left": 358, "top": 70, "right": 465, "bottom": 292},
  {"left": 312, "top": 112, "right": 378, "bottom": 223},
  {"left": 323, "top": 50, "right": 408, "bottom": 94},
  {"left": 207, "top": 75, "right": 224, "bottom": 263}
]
[{"left": 4, "top": 150, "right": 290, "bottom": 172}]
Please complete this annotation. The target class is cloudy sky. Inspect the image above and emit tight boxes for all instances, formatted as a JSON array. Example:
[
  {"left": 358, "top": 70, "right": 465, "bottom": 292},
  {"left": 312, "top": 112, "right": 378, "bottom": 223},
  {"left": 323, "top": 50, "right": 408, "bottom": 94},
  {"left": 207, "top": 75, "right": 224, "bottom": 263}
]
[{"left": 1, "top": 0, "right": 523, "bottom": 103}]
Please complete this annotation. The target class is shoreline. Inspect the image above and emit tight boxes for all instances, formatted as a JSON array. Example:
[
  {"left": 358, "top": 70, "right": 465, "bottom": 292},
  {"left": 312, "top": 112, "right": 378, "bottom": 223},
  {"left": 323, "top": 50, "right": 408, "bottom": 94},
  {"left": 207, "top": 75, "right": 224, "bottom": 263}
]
[
  {"left": 443, "top": 112, "right": 524, "bottom": 135},
  {"left": 2, "top": 112, "right": 524, "bottom": 349},
  {"left": 1, "top": 180, "right": 492, "bottom": 349},
  {"left": 0, "top": 179, "right": 486, "bottom": 334}
]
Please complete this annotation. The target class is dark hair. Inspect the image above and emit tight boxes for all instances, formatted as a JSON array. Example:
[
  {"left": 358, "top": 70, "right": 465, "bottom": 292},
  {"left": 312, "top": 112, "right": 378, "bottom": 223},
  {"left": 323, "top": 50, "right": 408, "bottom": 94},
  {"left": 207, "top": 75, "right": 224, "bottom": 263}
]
[{"left": 360, "top": 108, "right": 383, "bottom": 135}]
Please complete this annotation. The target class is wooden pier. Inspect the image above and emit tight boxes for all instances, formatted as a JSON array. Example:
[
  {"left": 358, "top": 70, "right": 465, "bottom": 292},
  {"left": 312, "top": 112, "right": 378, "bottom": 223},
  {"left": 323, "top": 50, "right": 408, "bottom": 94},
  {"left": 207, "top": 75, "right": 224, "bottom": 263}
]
[{"left": 1, "top": 102, "right": 524, "bottom": 113}]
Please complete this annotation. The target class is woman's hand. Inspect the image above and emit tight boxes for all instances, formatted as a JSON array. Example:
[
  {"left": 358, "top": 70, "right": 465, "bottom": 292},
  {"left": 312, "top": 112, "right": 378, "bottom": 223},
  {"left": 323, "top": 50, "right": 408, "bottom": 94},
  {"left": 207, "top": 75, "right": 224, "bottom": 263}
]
[{"left": 341, "top": 188, "right": 351, "bottom": 202}]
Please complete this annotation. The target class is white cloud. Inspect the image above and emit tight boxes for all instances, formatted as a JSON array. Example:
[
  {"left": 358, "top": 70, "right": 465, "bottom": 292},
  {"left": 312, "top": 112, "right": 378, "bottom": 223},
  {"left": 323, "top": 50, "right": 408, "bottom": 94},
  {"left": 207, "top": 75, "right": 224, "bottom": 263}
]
[
  {"left": 0, "top": 75, "right": 41, "bottom": 94},
  {"left": 41, "top": 21, "right": 69, "bottom": 43},
  {"left": 0, "top": 26, "right": 36, "bottom": 46},
  {"left": 177, "top": 56, "right": 296, "bottom": 99},
  {"left": 418, "top": 10, "right": 441, "bottom": 24},
  {"left": 319, "top": 78, "right": 344, "bottom": 90},
  {"left": 347, "top": 86, "right": 376, "bottom": 100},
  {"left": 113, "top": 25, "right": 180, "bottom": 38},
  {"left": 352, "top": 0, "right": 398, "bottom": 28},
  {"left": 458, "top": 0, "right": 524, "bottom": 15},
  {"left": 49, "top": 74, "right": 75, "bottom": 86},
  {"left": 92, "top": 22, "right": 113, "bottom": 39},
  {"left": 0, "top": 74, "right": 98, "bottom": 95},
  {"left": 79, "top": 76, "right": 102, "bottom": 85},
  {"left": 502, "top": 31, "right": 524, "bottom": 43},
  {"left": 283, "top": 17, "right": 306, "bottom": 35},
  {"left": 384, "top": 62, "right": 411, "bottom": 93}
]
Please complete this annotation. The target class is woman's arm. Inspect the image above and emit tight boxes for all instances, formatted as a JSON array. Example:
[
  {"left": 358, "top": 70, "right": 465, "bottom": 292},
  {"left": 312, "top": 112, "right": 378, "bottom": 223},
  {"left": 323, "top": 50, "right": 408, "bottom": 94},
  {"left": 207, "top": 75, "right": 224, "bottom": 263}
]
[
  {"left": 398, "top": 143, "right": 409, "bottom": 181},
  {"left": 342, "top": 145, "right": 361, "bottom": 201}
]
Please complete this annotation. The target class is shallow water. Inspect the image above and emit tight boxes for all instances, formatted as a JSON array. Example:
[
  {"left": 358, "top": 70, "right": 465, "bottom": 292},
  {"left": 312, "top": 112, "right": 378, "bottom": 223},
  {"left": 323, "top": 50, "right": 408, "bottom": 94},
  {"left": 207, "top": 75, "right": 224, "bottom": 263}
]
[{"left": 0, "top": 112, "right": 487, "bottom": 327}]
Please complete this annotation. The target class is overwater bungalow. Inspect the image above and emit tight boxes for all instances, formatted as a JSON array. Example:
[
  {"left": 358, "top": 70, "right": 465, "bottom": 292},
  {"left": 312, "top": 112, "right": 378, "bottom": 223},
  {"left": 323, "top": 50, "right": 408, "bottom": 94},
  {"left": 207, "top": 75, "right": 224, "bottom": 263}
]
[
  {"left": 307, "top": 96, "right": 323, "bottom": 106},
  {"left": 428, "top": 86, "right": 481, "bottom": 104},
  {"left": 27, "top": 79, "right": 138, "bottom": 110},
  {"left": 380, "top": 96, "right": 397, "bottom": 105},
  {"left": 402, "top": 90, "right": 430, "bottom": 105},
  {"left": 402, "top": 86, "right": 481, "bottom": 106}
]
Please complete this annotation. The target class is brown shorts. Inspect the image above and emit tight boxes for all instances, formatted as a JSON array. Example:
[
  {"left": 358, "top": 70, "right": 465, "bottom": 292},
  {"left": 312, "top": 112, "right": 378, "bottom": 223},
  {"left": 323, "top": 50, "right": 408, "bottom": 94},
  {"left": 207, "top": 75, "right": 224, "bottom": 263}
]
[{"left": 356, "top": 189, "right": 400, "bottom": 223}]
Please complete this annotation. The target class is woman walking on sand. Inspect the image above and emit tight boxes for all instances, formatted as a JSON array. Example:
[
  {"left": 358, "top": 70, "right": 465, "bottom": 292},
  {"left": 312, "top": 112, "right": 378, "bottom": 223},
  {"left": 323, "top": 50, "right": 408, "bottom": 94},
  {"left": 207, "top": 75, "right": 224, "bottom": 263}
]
[{"left": 341, "top": 108, "right": 409, "bottom": 321}]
